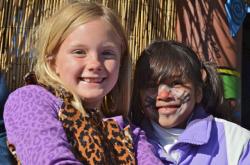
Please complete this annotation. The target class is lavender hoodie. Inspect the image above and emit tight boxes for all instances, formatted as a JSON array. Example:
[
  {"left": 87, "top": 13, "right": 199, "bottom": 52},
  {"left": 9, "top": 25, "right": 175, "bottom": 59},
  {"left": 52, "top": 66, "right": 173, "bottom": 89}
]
[
  {"left": 4, "top": 85, "right": 161, "bottom": 164},
  {"left": 141, "top": 106, "right": 250, "bottom": 165}
]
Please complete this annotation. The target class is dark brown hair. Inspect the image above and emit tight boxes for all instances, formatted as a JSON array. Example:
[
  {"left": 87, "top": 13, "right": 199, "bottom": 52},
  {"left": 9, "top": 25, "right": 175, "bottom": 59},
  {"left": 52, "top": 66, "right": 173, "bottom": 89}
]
[{"left": 129, "top": 40, "right": 223, "bottom": 125}]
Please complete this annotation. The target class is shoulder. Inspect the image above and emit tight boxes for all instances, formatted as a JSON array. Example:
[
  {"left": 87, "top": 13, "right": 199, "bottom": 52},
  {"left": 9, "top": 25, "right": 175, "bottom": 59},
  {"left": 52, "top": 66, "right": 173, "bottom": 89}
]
[
  {"left": 107, "top": 115, "right": 127, "bottom": 128},
  {"left": 4, "top": 85, "right": 62, "bottom": 140},
  {"left": 4, "top": 85, "right": 63, "bottom": 124},
  {"left": 214, "top": 118, "right": 250, "bottom": 165},
  {"left": 7, "top": 84, "right": 55, "bottom": 99},
  {"left": 3, "top": 85, "right": 81, "bottom": 164},
  {"left": 5, "top": 85, "right": 61, "bottom": 107},
  {"left": 106, "top": 116, "right": 142, "bottom": 132},
  {"left": 214, "top": 118, "right": 250, "bottom": 138},
  {"left": 104, "top": 116, "right": 145, "bottom": 139}
]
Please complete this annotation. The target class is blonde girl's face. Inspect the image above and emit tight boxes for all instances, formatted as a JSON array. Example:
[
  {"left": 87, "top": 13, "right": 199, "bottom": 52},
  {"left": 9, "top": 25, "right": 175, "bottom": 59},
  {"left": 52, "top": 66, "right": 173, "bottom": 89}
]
[
  {"left": 140, "top": 78, "right": 202, "bottom": 128},
  {"left": 54, "top": 18, "right": 121, "bottom": 109}
]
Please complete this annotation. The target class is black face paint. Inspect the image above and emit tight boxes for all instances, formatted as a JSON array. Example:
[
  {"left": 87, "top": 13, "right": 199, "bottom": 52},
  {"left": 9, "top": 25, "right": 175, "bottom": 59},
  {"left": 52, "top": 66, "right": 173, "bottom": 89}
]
[
  {"left": 144, "top": 96, "right": 156, "bottom": 110},
  {"left": 179, "top": 91, "right": 191, "bottom": 104}
]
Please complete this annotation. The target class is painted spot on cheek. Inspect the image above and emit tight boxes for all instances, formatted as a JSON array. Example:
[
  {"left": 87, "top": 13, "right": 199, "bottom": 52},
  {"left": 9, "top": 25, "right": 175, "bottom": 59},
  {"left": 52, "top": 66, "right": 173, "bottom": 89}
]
[
  {"left": 167, "top": 88, "right": 191, "bottom": 103},
  {"left": 144, "top": 96, "right": 156, "bottom": 110},
  {"left": 179, "top": 91, "right": 191, "bottom": 104}
]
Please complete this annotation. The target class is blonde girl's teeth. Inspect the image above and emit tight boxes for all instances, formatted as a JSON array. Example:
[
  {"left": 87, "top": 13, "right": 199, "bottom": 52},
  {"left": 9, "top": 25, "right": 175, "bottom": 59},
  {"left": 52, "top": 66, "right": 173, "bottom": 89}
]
[
  {"left": 84, "top": 79, "right": 90, "bottom": 82},
  {"left": 83, "top": 78, "right": 103, "bottom": 83}
]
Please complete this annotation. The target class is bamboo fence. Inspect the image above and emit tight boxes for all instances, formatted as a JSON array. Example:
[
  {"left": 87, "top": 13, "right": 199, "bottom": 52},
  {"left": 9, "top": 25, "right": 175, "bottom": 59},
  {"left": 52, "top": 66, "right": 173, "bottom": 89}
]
[{"left": 0, "top": 0, "right": 176, "bottom": 91}]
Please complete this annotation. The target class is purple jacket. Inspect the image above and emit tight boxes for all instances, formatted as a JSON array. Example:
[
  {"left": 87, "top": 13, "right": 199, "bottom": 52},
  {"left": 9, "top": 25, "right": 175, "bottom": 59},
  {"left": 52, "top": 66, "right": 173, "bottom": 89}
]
[
  {"left": 142, "top": 106, "right": 250, "bottom": 165},
  {"left": 4, "top": 85, "right": 160, "bottom": 164}
]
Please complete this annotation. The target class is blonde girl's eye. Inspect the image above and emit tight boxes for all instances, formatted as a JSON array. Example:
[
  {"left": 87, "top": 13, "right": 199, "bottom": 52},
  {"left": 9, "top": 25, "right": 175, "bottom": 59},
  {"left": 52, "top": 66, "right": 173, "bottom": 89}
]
[
  {"left": 72, "top": 49, "right": 87, "bottom": 57},
  {"left": 102, "top": 50, "right": 119, "bottom": 59}
]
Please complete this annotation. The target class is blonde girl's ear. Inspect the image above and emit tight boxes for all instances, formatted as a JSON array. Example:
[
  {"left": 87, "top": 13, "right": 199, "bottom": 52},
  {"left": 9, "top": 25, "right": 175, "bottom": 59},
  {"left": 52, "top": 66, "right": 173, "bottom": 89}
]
[{"left": 46, "top": 54, "right": 58, "bottom": 74}]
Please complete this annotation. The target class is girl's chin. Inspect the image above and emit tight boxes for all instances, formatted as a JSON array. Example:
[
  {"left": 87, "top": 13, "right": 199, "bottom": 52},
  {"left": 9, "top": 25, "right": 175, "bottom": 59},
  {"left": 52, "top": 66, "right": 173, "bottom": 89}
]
[
  {"left": 157, "top": 122, "right": 175, "bottom": 129},
  {"left": 158, "top": 107, "right": 178, "bottom": 115},
  {"left": 79, "top": 95, "right": 104, "bottom": 106}
]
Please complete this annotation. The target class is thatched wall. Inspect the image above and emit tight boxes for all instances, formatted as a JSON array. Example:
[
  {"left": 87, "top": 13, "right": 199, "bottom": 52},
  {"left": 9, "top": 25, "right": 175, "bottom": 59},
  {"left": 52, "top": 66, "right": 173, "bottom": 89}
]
[{"left": 0, "top": 0, "right": 176, "bottom": 91}]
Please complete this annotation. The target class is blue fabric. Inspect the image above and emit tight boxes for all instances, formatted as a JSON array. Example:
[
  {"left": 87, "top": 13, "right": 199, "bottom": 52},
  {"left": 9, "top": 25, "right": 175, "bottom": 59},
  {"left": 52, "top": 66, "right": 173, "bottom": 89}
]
[
  {"left": 0, "top": 132, "right": 16, "bottom": 165},
  {"left": 0, "top": 74, "right": 9, "bottom": 133},
  {"left": 0, "top": 74, "right": 9, "bottom": 121},
  {"left": 247, "top": 5, "right": 250, "bottom": 13},
  {"left": 225, "top": 0, "right": 247, "bottom": 37},
  {"left": 0, "top": 74, "right": 15, "bottom": 164}
]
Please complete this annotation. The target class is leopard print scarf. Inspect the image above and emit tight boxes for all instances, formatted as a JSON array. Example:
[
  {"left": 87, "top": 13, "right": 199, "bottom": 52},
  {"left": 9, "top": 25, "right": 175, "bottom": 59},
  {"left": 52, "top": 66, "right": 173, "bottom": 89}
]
[
  {"left": 8, "top": 72, "right": 135, "bottom": 164},
  {"left": 57, "top": 88, "right": 135, "bottom": 164}
]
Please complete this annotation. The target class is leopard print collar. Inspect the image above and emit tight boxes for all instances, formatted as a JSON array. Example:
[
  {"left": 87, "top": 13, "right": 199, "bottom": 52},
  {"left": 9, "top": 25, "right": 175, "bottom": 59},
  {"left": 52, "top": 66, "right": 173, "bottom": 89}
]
[{"left": 25, "top": 72, "right": 136, "bottom": 164}]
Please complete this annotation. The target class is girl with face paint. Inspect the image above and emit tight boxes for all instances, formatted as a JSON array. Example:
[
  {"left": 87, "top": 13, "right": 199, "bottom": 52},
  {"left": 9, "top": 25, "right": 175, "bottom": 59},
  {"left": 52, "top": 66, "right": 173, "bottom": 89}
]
[{"left": 129, "top": 40, "right": 250, "bottom": 165}]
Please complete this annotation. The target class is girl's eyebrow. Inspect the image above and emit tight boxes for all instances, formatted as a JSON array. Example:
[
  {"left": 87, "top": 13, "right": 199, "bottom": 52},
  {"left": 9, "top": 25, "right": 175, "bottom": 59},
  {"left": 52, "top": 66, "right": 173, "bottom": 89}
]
[
  {"left": 161, "top": 76, "right": 180, "bottom": 83},
  {"left": 68, "top": 42, "right": 119, "bottom": 49},
  {"left": 102, "top": 43, "right": 120, "bottom": 50},
  {"left": 102, "top": 41, "right": 118, "bottom": 46},
  {"left": 68, "top": 43, "right": 87, "bottom": 48}
]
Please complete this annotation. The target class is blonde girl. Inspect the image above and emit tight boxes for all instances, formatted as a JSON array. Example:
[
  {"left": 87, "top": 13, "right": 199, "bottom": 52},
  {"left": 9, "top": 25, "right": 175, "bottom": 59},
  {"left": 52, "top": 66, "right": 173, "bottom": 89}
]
[{"left": 4, "top": 1, "right": 158, "bottom": 164}]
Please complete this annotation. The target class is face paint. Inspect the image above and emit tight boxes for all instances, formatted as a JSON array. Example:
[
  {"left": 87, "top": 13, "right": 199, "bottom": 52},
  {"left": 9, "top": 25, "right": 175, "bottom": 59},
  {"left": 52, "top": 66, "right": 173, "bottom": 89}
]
[
  {"left": 158, "top": 83, "right": 190, "bottom": 104},
  {"left": 179, "top": 91, "right": 191, "bottom": 104},
  {"left": 158, "top": 84, "right": 171, "bottom": 95},
  {"left": 144, "top": 96, "right": 156, "bottom": 110},
  {"left": 140, "top": 79, "right": 199, "bottom": 128}
]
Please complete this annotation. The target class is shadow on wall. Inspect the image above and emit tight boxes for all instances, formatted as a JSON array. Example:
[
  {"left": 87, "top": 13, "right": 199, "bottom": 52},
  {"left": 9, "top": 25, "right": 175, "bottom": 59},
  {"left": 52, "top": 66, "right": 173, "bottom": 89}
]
[
  {"left": 175, "top": 0, "right": 242, "bottom": 124},
  {"left": 176, "top": 0, "right": 241, "bottom": 68}
]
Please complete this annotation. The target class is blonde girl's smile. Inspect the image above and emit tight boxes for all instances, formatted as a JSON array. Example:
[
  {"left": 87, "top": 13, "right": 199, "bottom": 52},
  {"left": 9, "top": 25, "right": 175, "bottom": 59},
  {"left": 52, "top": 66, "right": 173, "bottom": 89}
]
[{"left": 78, "top": 77, "right": 106, "bottom": 84}]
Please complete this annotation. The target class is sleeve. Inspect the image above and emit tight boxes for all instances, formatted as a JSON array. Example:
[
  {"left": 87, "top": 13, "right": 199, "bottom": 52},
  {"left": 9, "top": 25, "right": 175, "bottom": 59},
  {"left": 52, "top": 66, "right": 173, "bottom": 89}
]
[
  {"left": 238, "top": 141, "right": 250, "bottom": 165},
  {"left": 3, "top": 85, "right": 82, "bottom": 165},
  {"left": 132, "top": 126, "right": 164, "bottom": 165}
]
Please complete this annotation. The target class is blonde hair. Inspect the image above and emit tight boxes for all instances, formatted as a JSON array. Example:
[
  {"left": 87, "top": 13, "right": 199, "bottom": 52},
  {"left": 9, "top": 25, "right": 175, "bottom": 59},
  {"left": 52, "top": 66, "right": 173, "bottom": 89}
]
[{"left": 34, "top": 0, "right": 131, "bottom": 116}]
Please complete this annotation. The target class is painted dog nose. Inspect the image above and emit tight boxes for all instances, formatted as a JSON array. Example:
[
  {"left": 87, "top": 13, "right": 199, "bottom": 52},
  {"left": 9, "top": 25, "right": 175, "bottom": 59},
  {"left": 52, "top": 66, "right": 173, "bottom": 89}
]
[{"left": 157, "top": 84, "right": 172, "bottom": 101}]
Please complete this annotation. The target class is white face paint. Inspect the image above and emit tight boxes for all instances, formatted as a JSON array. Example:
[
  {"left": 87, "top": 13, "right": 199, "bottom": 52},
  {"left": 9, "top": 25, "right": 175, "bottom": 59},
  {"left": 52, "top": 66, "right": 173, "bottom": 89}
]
[
  {"left": 140, "top": 79, "right": 202, "bottom": 128},
  {"left": 158, "top": 84, "right": 191, "bottom": 104}
]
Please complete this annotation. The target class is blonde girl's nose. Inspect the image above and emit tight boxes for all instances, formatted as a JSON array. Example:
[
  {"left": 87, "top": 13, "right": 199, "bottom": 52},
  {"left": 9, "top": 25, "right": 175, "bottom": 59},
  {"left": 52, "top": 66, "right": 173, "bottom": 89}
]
[{"left": 86, "top": 53, "right": 103, "bottom": 72}]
